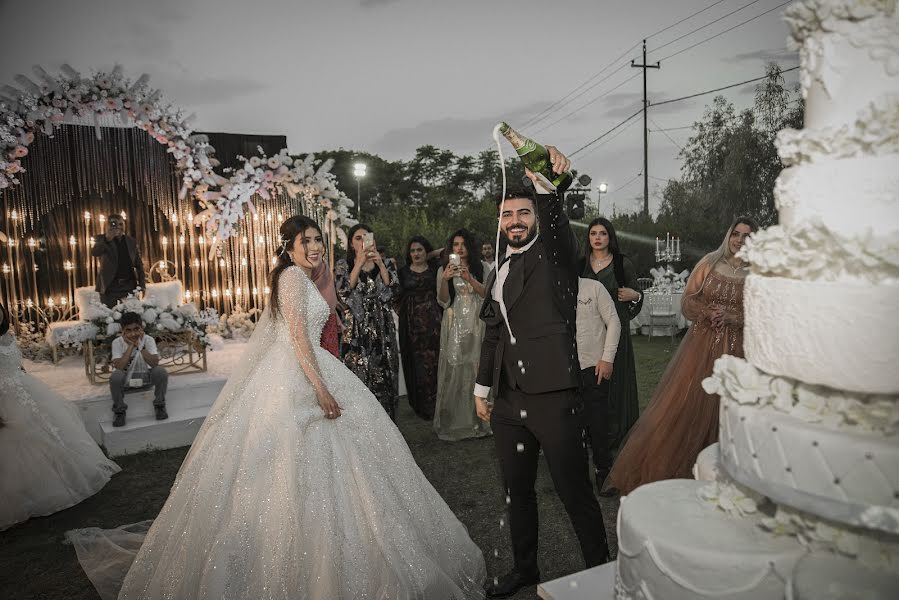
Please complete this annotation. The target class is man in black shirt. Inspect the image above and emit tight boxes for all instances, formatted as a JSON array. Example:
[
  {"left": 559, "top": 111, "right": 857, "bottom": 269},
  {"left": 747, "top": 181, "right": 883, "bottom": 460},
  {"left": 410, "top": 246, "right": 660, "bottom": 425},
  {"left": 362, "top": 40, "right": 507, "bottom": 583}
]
[{"left": 92, "top": 214, "right": 146, "bottom": 307}]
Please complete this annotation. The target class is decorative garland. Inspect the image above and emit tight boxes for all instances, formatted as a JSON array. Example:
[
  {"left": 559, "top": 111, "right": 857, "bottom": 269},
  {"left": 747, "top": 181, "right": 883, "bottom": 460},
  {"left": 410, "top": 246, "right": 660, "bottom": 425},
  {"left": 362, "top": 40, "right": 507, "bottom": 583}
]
[
  {"left": 0, "top": 65, "right": 355, "bottom": 253},
  {"left": 197, "top": 148, "right": 355, "bottom": 251}
]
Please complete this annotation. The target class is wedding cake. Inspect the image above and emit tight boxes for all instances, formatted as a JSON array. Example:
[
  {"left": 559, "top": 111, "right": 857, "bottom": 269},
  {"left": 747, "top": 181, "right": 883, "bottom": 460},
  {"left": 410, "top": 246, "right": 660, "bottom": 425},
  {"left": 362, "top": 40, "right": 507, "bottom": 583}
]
[{"left": 615, "top": 1, "right": 899, "bottom": 598}]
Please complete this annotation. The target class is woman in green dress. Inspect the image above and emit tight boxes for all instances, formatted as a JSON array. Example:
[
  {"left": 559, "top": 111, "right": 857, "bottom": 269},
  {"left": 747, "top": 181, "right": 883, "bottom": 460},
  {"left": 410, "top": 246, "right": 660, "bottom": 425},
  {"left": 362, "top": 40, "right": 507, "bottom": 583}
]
[{"left": 576, "top": 217, "right": 643, "bottom": 491}]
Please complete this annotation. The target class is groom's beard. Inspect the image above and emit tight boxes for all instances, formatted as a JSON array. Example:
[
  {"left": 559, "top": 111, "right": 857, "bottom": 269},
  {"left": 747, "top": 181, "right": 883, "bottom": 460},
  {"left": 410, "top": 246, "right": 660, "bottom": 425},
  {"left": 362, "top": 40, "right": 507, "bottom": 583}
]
[{"left": 502, "top": 223, "right": 538, "bottom": 249}]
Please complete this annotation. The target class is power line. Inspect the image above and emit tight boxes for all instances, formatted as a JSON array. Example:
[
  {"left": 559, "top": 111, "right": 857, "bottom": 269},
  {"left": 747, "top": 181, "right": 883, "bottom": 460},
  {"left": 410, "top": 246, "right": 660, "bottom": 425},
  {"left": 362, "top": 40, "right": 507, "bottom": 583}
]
[
  {"left": 519, "top": 43, "right": 640, "bottom": 129},
  {"left": 570, "top": 108, "right": 644, "bottom": 157},
  {"left": 519, "top": 0, "right": 746, "bottom": 130},
  {"left": 651, "top": 125, "right": 695, "bottom": 132},
  {"left": 650, "top": 65, "right": 799, "bottom": 107},
  {"left": 650, "top": 0, "right": 765, "bottom": 55},
  {"left": 649, "top": 116, "right": 684, "bottom": 151},
  {"left": 578, "top": 116, "right": 642, "bottom": 160},
  {"left": 533, "top": 72, "right": 640, "bottom": 135},
  {"left": 645, "top": 0, "right": 729, "bottom": 40},
  {"left": 658, "top": 1, "right": 793, "bottom": 62},
  {"left": 616, "top": 172, "right": 644, "bottom": 193}
]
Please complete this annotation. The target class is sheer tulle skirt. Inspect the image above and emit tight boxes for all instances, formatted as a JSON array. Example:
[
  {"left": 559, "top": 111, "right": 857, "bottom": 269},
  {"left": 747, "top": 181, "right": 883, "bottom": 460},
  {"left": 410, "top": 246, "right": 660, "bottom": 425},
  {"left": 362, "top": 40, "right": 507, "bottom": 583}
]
[
  {"left": 606, "top": 322, "right": 744, "bottom": 496},
  {"left": 69, "top": 342, "right": 485, "bottom": 600}
]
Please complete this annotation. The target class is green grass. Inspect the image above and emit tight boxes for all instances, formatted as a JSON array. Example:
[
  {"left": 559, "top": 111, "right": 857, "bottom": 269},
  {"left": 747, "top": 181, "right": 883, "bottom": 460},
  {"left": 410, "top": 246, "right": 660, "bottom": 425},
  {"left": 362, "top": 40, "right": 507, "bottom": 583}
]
[{"left": 0, "top": 336, "right": 678, "bottom": 600}]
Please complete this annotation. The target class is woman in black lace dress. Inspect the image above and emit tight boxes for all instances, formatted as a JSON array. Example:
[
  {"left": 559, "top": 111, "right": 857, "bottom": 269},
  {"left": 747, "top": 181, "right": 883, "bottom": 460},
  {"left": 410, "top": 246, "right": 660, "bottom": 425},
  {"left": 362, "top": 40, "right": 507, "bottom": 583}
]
[{"left": 396, "top": 236, "right": 443, "bottom": 420}]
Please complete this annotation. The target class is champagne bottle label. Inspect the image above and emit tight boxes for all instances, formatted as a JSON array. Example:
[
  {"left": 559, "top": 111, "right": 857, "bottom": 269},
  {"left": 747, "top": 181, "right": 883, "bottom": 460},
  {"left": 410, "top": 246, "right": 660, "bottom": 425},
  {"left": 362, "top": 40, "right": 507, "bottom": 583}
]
[{"left": 499, "top": 123, "right": 538, "bottom": 156}]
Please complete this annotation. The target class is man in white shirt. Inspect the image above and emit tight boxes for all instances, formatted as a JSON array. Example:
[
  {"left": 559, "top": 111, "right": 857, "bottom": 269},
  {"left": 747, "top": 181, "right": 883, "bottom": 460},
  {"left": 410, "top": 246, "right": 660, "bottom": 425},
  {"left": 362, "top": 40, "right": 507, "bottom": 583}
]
[
  {"left": 576, "top": 277, "right": 621, "bottom": 497},
  {"left": 109, "top": 312, "right": 168, "bottom": 427}
]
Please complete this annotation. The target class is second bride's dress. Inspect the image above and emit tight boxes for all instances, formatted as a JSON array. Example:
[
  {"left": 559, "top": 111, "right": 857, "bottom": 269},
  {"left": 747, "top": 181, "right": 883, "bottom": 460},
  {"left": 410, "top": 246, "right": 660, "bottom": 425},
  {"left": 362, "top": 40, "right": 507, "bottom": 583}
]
[{"left": 71, "top": 266, "right": 485, "bottom": 600}]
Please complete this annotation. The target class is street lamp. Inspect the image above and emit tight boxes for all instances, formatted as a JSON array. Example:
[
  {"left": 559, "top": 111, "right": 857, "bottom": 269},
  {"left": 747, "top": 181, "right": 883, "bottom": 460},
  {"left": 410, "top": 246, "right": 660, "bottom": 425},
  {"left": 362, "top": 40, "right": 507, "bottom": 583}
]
[
  {"left": 597, "top": 181, "right": 608, "bottom": 211},
  {"left": 353, "top": 162, "right": 367, "bottom": 220}
]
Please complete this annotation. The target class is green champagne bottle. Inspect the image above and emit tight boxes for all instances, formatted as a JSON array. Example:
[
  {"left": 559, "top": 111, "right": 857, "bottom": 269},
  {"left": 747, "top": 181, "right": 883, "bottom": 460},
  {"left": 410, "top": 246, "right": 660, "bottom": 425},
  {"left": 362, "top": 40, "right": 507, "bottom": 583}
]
[{"left": 498, "top": 122, "right": 572, "bottom": 191}]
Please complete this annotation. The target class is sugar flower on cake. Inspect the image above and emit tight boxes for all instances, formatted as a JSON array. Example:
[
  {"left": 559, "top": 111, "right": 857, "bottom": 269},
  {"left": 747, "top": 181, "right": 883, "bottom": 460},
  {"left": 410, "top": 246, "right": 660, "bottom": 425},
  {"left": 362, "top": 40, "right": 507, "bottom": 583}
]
[
  {"left": 697, "top": 477, "right": 764, "bottom": 518},
  {"left": 703, "top": 355, "right": 775, "bottom": 406}
]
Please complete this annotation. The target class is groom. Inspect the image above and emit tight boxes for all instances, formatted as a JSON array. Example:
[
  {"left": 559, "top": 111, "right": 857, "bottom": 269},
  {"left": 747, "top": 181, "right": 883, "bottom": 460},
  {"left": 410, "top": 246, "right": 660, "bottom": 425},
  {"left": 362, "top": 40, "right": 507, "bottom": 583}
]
[{"left": 474, "top": 147, "right": 609, "bottom": 597}]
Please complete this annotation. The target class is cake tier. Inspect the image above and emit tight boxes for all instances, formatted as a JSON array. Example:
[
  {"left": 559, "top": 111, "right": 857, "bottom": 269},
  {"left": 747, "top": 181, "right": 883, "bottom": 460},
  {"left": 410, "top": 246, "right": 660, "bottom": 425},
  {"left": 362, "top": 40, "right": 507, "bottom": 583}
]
[
  {"left": 719, "top": 394, "right": 899, "bottom": 535},
  {"left": 616, "top": 480, "right": 806, "bottom": 600},
  {"left": 775, "top": 155, "right": 899, "bottom": 238},
  {"left": 789, "top": 552, "right": 899, "bottom": 600},
  {"left": 693, "top": 443, "right": 720, "bottom": 482},
  {"left": 785, "top": 0, "right": 899, "bottom": 132},
  {"left": 743, "top": 275, "right": 899, "bottom": 394}
]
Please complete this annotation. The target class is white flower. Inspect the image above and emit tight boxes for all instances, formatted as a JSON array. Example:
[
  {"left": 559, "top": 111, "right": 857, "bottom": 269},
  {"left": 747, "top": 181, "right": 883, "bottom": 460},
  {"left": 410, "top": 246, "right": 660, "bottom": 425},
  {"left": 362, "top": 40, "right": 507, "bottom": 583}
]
[
  {"left": 249, "top": 156, "right": 262, "bottom": 168},
  {"left": 266, "top": 156, "right": 281, "bottom": 169},
  {"left": 112, "top": 311, "right": 122, "bottom": 320},
  {"left": 107, "top": 323, "right": 121, "bottom": 335},
  {"left": 106, "top": 316, "right": 114, "bottom": 324},
  {"left": 142, "top": 308, "right": 159, "bottom": 323}
]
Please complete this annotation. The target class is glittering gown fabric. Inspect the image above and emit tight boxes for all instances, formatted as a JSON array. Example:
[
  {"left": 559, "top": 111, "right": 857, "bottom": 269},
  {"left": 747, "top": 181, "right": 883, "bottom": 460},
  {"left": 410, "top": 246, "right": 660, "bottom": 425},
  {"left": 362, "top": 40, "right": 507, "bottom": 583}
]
[
  {"left": 68, "top": 267, "right": 485, "bottom": 600},
  {"left": 607, "top": 260, "right": 746, "bottom": 495},
  {"left": 396, "top": 264, "right": 442, "bottom": 420},
  {"left": 433, "top": 266, "right": 492, "bottom": 441},
  {"left": 0, "top": 332, "right": 120, "bottom": 531},
  {"left": 335, "top": 259, "right": 401, "bottom": 420}
]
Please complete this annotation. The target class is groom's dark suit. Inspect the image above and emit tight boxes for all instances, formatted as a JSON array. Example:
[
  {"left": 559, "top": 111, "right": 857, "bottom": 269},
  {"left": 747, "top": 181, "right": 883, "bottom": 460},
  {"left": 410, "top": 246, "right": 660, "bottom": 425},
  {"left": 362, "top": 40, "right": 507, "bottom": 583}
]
[{"left": 476, "top": 190, "right": 608, "bottom": 576}]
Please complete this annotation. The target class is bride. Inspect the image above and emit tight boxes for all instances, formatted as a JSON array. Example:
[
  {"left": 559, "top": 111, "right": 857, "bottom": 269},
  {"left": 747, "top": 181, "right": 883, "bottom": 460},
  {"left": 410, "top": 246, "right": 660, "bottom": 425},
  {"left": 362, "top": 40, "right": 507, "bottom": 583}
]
[{"left": 72, "top": 215, "right": 485, "bottom": 599}]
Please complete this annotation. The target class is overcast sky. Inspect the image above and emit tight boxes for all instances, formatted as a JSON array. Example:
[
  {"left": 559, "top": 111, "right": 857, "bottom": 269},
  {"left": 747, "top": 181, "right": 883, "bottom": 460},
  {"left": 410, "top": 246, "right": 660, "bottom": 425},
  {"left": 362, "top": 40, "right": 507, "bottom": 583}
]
[{"left": 0, "top": 0, "right": 798, "bottom": 214}]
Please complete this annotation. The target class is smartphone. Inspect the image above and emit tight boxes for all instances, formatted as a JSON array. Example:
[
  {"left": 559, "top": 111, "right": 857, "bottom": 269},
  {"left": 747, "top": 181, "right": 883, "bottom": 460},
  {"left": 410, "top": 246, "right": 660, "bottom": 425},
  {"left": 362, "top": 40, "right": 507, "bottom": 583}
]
[
  {"left": 448, "top": 253, "right": 461, "bottom": 267},
  {"left": 362, "top": 232, "right": 375, "bottom": 250}
]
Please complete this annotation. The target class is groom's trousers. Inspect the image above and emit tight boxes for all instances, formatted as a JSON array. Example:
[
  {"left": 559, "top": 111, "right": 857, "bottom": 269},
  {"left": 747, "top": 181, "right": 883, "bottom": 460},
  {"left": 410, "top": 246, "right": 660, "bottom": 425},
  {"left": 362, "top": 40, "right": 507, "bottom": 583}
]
[{"left": 490, "top": 382, "right": 609, "bottom": 575}]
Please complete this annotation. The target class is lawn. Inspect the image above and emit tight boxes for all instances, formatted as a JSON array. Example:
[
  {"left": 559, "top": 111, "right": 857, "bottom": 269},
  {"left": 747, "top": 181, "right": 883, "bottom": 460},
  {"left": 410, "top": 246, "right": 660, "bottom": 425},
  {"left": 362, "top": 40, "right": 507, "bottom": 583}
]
[{"left": 0, "top": 335, "right": 679, "bottom": 600}]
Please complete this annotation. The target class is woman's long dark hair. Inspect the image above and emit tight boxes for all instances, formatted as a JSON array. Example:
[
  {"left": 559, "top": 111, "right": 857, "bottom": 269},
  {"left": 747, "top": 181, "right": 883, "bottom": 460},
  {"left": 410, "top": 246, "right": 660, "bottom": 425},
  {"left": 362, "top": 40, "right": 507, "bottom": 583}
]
[
  {"left": 0, "top": 304, "right": 9, "bottom": 337},
  {"left": 268, "top": 215, "right": 323, "bottom": 316},
  {"left": 346, "top": 223, "right": 373, "bottom": 271},
  {"left": 442, "top": 228, "right": 483, "bottom": 306},
  {"left": 404, "top": 235, "right": 434, "bottom": 268},
  {"left": 586, "top": 217, "right": 627, "bottom": 288}
]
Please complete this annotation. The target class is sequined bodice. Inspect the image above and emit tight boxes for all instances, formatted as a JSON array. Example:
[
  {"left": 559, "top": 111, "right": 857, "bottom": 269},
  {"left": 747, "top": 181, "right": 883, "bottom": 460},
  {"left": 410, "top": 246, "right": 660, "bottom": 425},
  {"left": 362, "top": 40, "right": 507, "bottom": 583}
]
[
  {"left": 703, "top": 270, "right": 745, "bottom": 311},
  {"left": 274, "top": 267, "right": 330, "bottom": 345},
  {"left": 0, "top": 332, "right": 22, "bottom": 380}
]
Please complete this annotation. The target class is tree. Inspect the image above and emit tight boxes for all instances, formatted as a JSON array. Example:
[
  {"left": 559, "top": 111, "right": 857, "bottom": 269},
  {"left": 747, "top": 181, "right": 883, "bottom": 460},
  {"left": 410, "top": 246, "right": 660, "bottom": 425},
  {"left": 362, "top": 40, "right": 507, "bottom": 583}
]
[{"left": 657, "top": 63, "right": 804, "bottom": 258}]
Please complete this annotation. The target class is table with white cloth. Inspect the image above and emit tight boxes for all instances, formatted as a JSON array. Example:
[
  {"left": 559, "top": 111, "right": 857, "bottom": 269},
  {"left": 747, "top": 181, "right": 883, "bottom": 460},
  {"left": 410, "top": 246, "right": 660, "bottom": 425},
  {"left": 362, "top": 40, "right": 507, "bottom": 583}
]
[{"left": 631, "top": 289, "right": 690, "bottom": 336}]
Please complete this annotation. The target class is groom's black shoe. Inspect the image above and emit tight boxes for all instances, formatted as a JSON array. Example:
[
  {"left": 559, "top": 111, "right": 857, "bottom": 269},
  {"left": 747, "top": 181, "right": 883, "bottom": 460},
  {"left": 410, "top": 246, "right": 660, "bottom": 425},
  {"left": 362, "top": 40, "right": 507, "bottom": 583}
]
[{"left": 485, "top": 570, "right": 540, "bottom": 598}]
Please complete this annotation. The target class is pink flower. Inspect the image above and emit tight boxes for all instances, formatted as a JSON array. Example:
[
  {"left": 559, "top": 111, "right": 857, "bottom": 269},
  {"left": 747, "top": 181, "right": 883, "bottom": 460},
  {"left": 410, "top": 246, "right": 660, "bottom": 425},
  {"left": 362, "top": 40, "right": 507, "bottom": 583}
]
[
  {"left": 50, "top": 113, "right": 64, "bottom": 124},
  {"left": 263, "top": 171, "right": 275, "bottom": 182},
  {"left": 14, "top": 145, "right": 28, "bottom": 158},
  {"left": 97, "top": 78, "right": 112, "bottom": 89},
  {"left": 157, "top": 135, "right": 169, "bottom": 144},
  {"left": 6, "top": 161, "right": 22, "bottom": 174}
]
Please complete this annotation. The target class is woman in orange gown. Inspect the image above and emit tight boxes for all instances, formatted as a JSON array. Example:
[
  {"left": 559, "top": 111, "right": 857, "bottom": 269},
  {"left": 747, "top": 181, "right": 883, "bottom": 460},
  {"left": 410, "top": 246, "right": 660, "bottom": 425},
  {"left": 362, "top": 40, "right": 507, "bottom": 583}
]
[{"left": 605, "top": 216, "right": 758, "bottom": 496}]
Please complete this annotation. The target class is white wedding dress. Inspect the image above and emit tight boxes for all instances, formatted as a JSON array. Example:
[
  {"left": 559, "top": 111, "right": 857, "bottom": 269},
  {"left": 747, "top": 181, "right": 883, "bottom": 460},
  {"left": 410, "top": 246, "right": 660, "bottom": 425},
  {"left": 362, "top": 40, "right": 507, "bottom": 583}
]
[
  {"left": 0, "top": 331, "right": 120, "bottom": 531},
  {"left": 68, "top": 266, "right": 486, "bottom": 600}
]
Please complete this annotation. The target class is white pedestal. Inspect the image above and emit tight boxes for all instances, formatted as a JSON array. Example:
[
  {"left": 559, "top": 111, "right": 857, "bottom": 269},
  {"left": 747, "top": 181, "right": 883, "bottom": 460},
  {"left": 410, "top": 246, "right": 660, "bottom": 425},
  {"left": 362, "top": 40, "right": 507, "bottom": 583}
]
[{"left": 538, "top": 561, "right": 617, "bottom": 600}]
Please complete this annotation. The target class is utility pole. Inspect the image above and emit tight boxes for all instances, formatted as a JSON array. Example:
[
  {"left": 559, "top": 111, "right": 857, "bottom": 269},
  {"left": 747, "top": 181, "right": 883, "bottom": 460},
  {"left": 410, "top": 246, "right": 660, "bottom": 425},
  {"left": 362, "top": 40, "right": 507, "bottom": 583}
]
[{"left": 632, "top": 39, "right": 660, "bottom": 217}]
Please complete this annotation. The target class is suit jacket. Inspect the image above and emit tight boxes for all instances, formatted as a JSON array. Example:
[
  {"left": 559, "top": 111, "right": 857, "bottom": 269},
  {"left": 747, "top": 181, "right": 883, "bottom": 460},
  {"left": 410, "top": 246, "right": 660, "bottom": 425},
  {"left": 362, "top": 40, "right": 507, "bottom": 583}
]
[
  {"left": 476, "top": 191, "right": 580, "bottom": 396},
  {"left": 91, "top": 234, "right": 147, "bottom": 295}
]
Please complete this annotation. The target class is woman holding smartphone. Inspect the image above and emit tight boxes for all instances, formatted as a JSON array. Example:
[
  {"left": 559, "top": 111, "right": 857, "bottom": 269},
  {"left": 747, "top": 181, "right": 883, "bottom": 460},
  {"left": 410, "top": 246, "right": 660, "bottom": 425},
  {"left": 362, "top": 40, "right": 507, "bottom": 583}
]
[
  {"left": 335, "top": 224, "right": 401, "bottom": 420},
  {"left": 433, "top": 229, "right": 492, "bottom": 441}
]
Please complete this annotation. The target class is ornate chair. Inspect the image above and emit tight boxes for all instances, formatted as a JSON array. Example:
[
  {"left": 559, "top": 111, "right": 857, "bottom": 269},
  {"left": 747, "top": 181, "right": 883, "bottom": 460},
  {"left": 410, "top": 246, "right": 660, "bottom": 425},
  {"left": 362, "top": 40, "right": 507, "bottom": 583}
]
[{"left": 647, "top": 291, "right": 678, "bottom": 344}]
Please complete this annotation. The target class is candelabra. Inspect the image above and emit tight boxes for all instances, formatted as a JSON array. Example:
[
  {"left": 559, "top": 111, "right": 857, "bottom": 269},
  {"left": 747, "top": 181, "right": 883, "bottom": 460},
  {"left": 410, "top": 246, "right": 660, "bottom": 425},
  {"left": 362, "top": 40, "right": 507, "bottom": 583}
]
[{"left": 654, "top": 233, "right": 681, "bottom": 277}]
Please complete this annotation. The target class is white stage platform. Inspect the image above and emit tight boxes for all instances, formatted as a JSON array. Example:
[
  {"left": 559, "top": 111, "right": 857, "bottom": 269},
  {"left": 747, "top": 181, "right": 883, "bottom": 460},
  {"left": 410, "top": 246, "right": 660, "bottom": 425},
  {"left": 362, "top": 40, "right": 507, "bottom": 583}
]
[
  {"left": 538, "top": 561, "right": 617, "bottom": 600},
  {"left": 25, "top": 338, "right": 408, "bottom": 457},
  {"left": 24, "top": 340, "right": 248, "bottom": 457}
]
